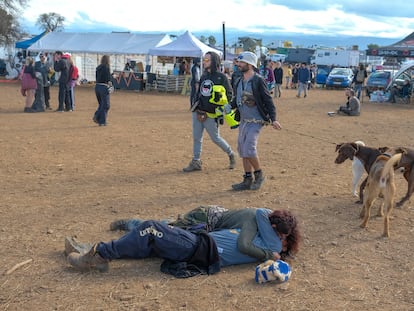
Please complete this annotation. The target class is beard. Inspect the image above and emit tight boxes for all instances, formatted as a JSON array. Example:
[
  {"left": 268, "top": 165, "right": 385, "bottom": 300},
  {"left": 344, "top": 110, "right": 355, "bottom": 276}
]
[{"left": 238, "top": 64, "right": 249, "bottom": 73}]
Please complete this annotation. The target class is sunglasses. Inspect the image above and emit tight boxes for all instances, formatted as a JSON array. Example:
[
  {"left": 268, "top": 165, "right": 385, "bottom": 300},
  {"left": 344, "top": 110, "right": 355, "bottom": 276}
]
[{"left": 203, "top": 58, "right": 210, "bottom": 62}]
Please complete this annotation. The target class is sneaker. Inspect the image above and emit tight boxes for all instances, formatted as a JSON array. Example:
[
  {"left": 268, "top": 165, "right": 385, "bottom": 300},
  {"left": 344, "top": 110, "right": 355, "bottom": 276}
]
[
  {"left": 232, "top": 175, "right": 253, "bottom": 191},
  {"left": 183, "top": 159, "right": 202, "bottom": 172},
  {"left": 228, "top": 153, "right": 236, "bottom": 169},
  {"left": 23, "top": 107, "right": 35, "bottom": 113},
  {"left": 251, "top": 171, "right": 265, "bottom": 190}
]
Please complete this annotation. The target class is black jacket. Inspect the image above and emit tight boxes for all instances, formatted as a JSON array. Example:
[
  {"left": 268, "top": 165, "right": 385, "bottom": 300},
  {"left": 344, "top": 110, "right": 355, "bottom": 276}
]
[
  {"left": 195, "top": 71, "right": 232, "bottom": 114},
  {"left": 230, "top": 74, "right": 277, "bottom": 122}
]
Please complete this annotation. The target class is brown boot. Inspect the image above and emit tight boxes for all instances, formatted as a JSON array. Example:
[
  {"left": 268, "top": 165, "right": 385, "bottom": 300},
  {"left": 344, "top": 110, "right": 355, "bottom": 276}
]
[
  {"left": 64, "top": 236, "right": 94, "bottom": 256},
  {"left": 67, "top": 244, "right": 109, "bottom": 272}
]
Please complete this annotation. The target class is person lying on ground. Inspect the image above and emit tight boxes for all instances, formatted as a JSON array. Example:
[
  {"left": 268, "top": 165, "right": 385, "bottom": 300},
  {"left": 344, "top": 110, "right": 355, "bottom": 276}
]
[
  {"left": 109, "top": 206, "right": 300, "bottom": 261},
  {"left": 66, "top": 209, "right": 300, "bottom": 278}
]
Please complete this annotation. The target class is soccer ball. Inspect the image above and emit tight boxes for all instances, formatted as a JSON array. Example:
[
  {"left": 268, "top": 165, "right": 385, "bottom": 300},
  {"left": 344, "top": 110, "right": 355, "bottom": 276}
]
[{"left": 255, "top": 260, "right": 292, "bottom": 284}]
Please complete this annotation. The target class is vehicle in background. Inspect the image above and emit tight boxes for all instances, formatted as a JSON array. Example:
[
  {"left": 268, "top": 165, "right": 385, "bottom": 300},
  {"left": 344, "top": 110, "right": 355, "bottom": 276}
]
[
  {"left": 315, "top": 66, "right": 331, "bottom": 86},
  {"left": 365, "top": 71, "right": 392, "bottom": 96},
  {"left": 325, "top": 67, "right": 354, "bottom": 88},
  {"left": 311, "top": 49, "right": 360, "bottom": 68},
  {"left": 268, "top": 53, "right": 287, "bottom": 63}
]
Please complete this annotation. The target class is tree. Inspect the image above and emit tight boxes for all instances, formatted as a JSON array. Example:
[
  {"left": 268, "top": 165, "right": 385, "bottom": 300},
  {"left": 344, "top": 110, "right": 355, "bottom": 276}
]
[
  {"left": 367, "top": 44, "right": 380, "bottom": 49},
  {"left": 199, "top": 35, "right": 207, "bottom": 44},
  {"left": 237, "top": 37, "right": 262, "bottom": 52},
  {"left": 36, "top": 12, "right": 65, "bottom": 32},
  {"left": 208, "top": 35, "right": 216, "bottom": 46},
  {"left": 0, "top": 0, "right": 27, "bottom": 45}
]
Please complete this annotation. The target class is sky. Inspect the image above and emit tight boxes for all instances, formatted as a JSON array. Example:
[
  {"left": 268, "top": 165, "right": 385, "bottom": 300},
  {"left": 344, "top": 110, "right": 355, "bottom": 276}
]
[{"left": 21, "top": 0, "right": 414, "bottom": 47}]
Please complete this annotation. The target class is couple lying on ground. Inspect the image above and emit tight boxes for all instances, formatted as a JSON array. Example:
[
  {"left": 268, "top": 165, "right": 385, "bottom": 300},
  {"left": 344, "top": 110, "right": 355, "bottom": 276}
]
[{"left": 66, "top": 205, "right": 301, "bottom": 280}]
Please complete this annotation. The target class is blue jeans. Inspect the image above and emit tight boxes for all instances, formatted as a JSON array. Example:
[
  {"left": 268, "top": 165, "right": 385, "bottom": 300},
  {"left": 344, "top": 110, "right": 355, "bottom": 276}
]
[
  {"left": 191, "top": 112, "right": 233, "bottom": 160},
  {"left": 96, "top": 220, "right": 199, "bottom": 261},
  {"left": 354, "top": 83, "right": 363, "bottom": 99},
  {"left": 94, "top": 84, "right": 110, "bottom": 125}
]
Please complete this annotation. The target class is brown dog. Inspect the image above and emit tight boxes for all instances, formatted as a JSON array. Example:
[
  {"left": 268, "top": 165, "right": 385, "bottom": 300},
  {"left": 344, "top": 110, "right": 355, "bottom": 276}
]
[
  {"left": 384, "top": 147, "right": 414, "bottom": 207},
  {"left": 335, "top": 142, "right": 388, "bottom": 203},
  {"left": 360, "top": 153, "right": 397, "bottom": 238}
]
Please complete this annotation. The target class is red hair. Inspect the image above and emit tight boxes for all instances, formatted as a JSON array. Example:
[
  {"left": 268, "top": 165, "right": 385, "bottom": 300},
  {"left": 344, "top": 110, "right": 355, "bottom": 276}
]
[{"left": 268, "top": 210, "right": 301, "bottom": 256}]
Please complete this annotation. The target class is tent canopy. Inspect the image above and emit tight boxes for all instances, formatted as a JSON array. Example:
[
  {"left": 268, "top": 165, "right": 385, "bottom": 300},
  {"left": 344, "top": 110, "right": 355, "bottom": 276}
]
[
  {"left": 15, "top": 31, "right": 48, "bottom": 49},
  {"left": 148, "top": 30, "right": 222, "bottom": 58},
  {"left": 27, "top": 32, "right": 172, "bottom": 54},
  {"left": 367, "top": 32, "right": 414, "bottom": 57}
]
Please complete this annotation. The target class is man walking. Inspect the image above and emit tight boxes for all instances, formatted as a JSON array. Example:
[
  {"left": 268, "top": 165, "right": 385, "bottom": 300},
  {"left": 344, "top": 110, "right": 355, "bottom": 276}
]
[{"left": 227, "top": 51, "right": 282, "bottom": 191}]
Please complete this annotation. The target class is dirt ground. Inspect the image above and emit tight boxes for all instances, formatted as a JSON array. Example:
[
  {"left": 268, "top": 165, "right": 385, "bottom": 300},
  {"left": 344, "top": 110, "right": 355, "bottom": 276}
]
[{"left": 1, "top": 80, "right": 414, "bottom": 311}]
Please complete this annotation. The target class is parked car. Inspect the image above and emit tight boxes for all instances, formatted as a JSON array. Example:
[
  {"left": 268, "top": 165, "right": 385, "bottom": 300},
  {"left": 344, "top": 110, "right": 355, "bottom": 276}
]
[
  {"left": 325, "top": 67, "right": 354, "bottom": 88},
  {"left": 365, "top": 71, "right": 392, "bottom": 96},
  {"left": 315, "top": 66, "right": 331, "bottom": 86}
]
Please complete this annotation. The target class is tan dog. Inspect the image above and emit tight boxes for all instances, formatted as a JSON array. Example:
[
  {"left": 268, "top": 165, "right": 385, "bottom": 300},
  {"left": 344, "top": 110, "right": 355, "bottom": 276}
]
[{"left": 360, "top": 153, "right": 398, "bottom": 237}]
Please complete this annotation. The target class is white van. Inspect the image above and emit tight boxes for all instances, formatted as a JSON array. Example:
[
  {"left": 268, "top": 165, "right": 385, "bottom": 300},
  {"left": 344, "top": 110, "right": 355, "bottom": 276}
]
[{"left": 268, "top": 54, "right": 287, "bottom": 63}]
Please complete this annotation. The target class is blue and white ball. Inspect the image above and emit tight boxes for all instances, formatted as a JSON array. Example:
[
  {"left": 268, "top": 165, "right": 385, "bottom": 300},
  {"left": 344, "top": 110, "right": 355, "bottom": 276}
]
[{"left": 255, "top": 260, "right": 292, "bottom": 284}]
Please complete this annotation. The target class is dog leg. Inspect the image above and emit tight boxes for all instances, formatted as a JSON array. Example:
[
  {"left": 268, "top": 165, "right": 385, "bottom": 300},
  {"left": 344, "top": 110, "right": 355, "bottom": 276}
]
[
  {"left": 397, "top": 168, "right": 414, "bottom": 207},
  {"left": 357, "top": 177, "right": 367, "bottom": 204},
  {"left": 377, "top": 201, "right": 384, "bottom": 217},
  {"left": 382, "top": 182, "right": 396, "bottom": 238},
  {"left": 360, "top": 195, "right": 375, "bottom": 228},
  {"left": 352, "top": 159, "right": 365, "bottom": 197}
]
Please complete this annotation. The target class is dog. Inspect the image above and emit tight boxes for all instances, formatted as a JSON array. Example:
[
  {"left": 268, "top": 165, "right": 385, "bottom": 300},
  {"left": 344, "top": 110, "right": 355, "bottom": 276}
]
[
  {"left": 383, "top": 147, "right": 414, "bottom": 207},
  {"left": 360, "top": 151, "right": 399, "bottom": 238},
  {"left": 335, "top": 142, "right": 388, "bottom": 203}
]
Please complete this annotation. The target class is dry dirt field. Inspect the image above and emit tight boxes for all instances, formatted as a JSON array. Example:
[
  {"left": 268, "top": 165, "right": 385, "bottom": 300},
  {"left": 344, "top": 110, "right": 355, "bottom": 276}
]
[{"left": 1, "top": 80, "right": 414, "bottom": 311}]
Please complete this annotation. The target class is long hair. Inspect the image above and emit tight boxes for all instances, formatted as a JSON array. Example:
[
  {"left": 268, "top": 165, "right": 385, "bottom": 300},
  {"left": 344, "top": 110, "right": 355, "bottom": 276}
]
[
  {"left": 100, "top": 55, "right": 110, "bottom": 67},
  {"left": 205, "top": 51, "right": 221, "bottom": 74},
  {"left": 268, "top": 210, "right": 301, "bottom": 256}
]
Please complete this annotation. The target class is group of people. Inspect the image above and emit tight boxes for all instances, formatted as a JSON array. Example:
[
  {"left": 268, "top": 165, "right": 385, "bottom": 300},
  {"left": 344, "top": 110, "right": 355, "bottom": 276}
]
[
  {"left": 20, "top": 51, "right": 79, "bottom": 113},
  {"left": 65, "top": 51, "right": 300, "bottom": 282},
  {"left": 184, "top": 51, "right": 282, "bottom": 192}
]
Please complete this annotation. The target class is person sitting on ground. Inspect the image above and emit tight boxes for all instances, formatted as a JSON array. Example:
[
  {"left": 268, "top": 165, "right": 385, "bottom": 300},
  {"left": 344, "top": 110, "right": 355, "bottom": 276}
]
[
  {"left": 337, "top": 88, "right": 360, "bottom": 116},
  {"left": 389, "top": 79, "right": 411, "bottom": 103},
  {"left": 66, "top": 208, "right": 301, "bottom": 277}
]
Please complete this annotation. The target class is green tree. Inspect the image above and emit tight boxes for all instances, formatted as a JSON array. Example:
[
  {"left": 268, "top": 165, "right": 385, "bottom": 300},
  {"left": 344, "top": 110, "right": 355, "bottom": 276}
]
[
  {"left": 0, "top": 0, "right": 27, "bottom": 45},
  {"left": 36, "top": 12, "right": 65, "bottom": 32},
  {"left": 237, "top": 37, "right": 262, "bottom": 52},
  {"left": 367, "top": 44, "right": 380, "bottom": 49},
  {"left": 199, "top": 35, "right": 206, "bottom": 43},
  {"left": 208, "top": 35, "right": 216, "bottom": 46}
]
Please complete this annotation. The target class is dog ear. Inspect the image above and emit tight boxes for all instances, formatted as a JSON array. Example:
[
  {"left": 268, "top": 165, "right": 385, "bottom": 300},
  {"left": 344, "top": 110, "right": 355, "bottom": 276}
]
[
  {"left": 378, "top": 146, "right": 389, "bottom": 153},
  {"left": 335, "top": 143, "right": 343, "bottom": 152}
]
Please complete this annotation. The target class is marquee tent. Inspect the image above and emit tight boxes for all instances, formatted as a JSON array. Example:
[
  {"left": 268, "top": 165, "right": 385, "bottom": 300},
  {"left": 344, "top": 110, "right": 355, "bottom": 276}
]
[
  {"left": 366, "top": 32, "right": 414, "bottom": 58},
  {"left": 27, "top": 32, "right": 172, "bottom": 82},
  {"left": 27, "top": 32, "right": 172, "bottom": 54},
  {"left": 148, "top": 30, "right": 222, "bottom": 58}
]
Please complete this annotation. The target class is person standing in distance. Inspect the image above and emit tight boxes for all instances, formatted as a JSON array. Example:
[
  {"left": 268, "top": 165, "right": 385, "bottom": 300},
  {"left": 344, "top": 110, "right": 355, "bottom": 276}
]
[
  {"left": 183, "top": 51, "right": 236, "bottom": 172},
  {"left": 189, "top": 57, "right": 201, "bottom": 109},
  {"left": 53, "top": 51, "right": 70, "bottom": 112},
  {"left": 226, "top": 51, "right": 282, "bottom": 191},
  {"left": 93, "top": 55, "right": 113, "bottom": 126}
]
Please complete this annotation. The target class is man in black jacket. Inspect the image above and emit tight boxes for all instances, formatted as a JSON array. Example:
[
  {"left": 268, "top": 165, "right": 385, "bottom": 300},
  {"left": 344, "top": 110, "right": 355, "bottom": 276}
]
[
  {"left": 53, "top": 51, "right": 70, "bottom": 112},
  {"left": 227, "top": 52, "right": 282, "bottom": 191}
]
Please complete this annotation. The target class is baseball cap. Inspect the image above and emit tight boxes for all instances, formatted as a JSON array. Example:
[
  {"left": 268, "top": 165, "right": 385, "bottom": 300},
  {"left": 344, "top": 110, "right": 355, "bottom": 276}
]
[{"left": 237, "top": 51, "right": 257, "bottom": 68}]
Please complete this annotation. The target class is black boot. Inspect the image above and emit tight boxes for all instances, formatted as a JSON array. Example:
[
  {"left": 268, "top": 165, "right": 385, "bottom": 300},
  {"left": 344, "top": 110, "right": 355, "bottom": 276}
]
[
  {"left": 109, "top": 219, "right": 130, "bottom": 231},
  {"left": 232, "top": 175, "right": 253, "bottom": 191},
  {"left": 251, "top": 170, "right": 265, "bottom": 190}
]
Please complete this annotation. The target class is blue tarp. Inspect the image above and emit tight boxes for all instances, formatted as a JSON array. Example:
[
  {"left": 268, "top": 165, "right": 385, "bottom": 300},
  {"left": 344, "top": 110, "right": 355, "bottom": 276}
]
[{"left": 15, "top": 31, "right": 48, "bottom": 49}]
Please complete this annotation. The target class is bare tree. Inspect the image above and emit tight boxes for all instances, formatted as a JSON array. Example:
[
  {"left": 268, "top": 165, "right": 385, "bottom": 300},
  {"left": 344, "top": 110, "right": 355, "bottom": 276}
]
[
  {"left": 0, "top": 0, "right": 27, "bottom": 45},
  {"left": 36, "top": 12, "right": 65, "bottom": 32}
]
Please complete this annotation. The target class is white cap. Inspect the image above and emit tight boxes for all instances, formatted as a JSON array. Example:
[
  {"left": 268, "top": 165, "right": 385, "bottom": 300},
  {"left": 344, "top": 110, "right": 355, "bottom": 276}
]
[{"left": 237, "top": 51, "right": 257, "bottom": 68}]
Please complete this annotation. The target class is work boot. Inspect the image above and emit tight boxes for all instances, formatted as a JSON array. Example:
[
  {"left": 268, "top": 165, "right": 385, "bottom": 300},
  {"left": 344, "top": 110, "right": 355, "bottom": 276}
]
[
  {"left": 228, "top": 153, "right": 236, "bottom": 169},
  {"left": 109, "top": 219, "right": 130, "bottom": 231},
  {"left": 67, "top": 244, "right": 109, "bottom": 272},
  {"left": 183, "top": 159, "right": 202, "bottom": 172},
  {"left": 251, "top": 170, "right": 265, "bottom": 190},
  {"left": 64, "top": 236, "right": 94, "bottom": 256},
  {"left": 232, "top": 175, "right": 253, "bottom": 191}
]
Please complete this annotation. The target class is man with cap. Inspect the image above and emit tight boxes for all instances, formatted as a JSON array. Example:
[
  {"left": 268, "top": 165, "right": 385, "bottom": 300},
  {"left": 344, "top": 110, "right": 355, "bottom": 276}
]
[{"left": 226, "top": 51, "right": 282, "bottom": 191}]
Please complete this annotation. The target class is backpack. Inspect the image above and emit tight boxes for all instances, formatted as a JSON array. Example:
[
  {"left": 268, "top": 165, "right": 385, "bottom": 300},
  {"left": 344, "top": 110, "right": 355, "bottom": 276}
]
[
  {"left": 69, "top": 65, "right": 79, "bottom": 81},
  {"left": 356, "top": 70, "right": 365, "bottom": 83}
]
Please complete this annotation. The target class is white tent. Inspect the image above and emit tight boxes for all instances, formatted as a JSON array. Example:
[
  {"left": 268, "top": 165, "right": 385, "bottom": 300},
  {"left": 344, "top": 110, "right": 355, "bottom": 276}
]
[
  {"left": 27, "top": 32, "right": 172, "bottom": 81},
  {"left": 28, "top": 32, "right": 172, "bottom": 54},
  {"left": 148, "top": 30, "right": 222, "bottom": 58}
]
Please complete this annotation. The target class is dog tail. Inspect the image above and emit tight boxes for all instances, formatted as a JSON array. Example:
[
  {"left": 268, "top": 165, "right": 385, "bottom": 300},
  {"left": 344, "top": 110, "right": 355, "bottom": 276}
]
[{"left": 379, "top": 153, "right": 402, "bottom": 188}]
